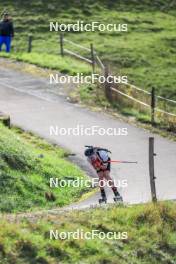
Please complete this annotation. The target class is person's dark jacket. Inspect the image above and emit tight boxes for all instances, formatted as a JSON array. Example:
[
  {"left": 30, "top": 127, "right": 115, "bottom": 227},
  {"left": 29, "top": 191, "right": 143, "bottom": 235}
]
[{"left": 0, "top": 19, "right": 14, "bottom": 37}]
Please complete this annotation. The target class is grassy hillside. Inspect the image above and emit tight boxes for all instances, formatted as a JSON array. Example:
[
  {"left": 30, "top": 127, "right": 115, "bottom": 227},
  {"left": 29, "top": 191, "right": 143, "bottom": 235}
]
[
  {"left": 0, "top": 123, "right": 89, "bottom": 213},
  {"left": 0, "top": 202, "right": 176, "bottom": 264},
  {"left": 0, "top": 0, "right": 176, "bottom": 99}
]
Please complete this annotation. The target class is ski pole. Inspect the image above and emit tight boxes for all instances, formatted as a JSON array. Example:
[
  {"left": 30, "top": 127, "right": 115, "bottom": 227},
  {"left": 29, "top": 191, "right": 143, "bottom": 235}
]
[{"left": 108, "top": 160, "right": 138, "bottom": 164}]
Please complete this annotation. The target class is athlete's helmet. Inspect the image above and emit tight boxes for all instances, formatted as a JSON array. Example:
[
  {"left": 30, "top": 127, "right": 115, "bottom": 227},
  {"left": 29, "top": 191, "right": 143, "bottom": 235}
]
[{"left": 84, "top": 148, "right": 94, "bottom": 157}]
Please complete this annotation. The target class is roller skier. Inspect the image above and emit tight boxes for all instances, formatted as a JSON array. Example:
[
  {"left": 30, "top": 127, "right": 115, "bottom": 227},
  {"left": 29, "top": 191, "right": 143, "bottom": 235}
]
[{"left": 84, "top": 146, "right": 123, "bottom": 204}]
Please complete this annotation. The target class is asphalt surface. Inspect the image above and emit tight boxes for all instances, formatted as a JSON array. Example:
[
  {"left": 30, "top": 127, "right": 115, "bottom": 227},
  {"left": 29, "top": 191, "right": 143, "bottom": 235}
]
[{"left": 0, "top": 63, "right": 176, "bottom": 208}]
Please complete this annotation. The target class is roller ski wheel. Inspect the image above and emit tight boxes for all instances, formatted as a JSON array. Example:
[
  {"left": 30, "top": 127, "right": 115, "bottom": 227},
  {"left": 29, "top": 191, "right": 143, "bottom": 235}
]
[
  {"left": 114, "top": 196, "right": 123, "bottom": 203},
  {"left": 99, "top": 197, "right": 107, "bottom": 204}
]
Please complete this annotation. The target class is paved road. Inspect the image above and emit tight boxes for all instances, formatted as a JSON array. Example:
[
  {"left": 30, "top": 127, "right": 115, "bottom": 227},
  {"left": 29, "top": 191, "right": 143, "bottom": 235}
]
[{"left": 0, "top": 63, "right": 175, "bottom": 208}]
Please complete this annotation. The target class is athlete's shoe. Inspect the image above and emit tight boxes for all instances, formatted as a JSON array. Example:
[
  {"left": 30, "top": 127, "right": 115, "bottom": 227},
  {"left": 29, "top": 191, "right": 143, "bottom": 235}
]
[{"left": 99, "top": 189, "right": 107, "bottom": 204}]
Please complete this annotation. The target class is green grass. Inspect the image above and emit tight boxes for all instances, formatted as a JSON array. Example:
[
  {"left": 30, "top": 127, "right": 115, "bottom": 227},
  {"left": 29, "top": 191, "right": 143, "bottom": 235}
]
[
  {"left": 0, "top": 0, "right": 176, "bottom": 99},
  {"left": 1, "top": 52, "right": 92, "bottom": 75},
  {"left": 0, "top": 123, "right": 89, "bottom": 213},
  {"left": 0, "top": 202, "right": 176, "bottom": 263}
]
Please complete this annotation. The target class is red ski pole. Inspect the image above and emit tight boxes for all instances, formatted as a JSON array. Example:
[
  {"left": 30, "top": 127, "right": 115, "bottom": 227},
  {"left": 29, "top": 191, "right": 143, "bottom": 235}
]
[{"left": 108, "top": 160, "right": 138, "bottom": 164}]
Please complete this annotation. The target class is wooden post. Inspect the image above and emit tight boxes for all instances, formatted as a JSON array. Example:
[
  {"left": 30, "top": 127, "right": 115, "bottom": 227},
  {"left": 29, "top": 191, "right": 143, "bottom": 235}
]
[
  {"left": 104, "top": 65, "right": 112, "bottom": 102},
  {"left": 151, "top": 87, "right": 156, "bottom": 126},
  {"left": 60, "top": 33, "right": 64, "bottom": 56},
  {"left": 90, "top": 43, "right": 95, "bottom": 74},
  {"left": 28, "top": 35, "right": 33, "bottom": 53},
  {"left": 149, "top": 137, "right": 157, "bottom": 202}
]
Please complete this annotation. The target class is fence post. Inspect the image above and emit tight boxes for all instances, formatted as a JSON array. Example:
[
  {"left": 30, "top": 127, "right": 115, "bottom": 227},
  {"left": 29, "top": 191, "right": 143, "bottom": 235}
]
[
  {"left": 60, "top": 33, "right": 64, "bottom": 56},
  {"left": 151, "top": 87, "right": 156, "bottom": 126},
  {"left": 104, "top": 65, "right": 112, "bottom": 102},
  {"left": 28, "top": 35, "right": 33, "bottom": 53},
  {"left": 149, "top": 137, "right": 157, "bottom": 202},
  {"left": 90, "top": 43, "right": 95, "bottom": 74}
]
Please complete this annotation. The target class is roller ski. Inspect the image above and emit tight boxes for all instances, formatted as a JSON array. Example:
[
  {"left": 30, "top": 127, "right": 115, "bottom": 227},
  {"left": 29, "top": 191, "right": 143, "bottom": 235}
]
[
  {"left": 113, "top": 190, "right": 123, "bottom": 203},
  {"left": 99, "top": 189, "right": 107, "bottom": 204}
]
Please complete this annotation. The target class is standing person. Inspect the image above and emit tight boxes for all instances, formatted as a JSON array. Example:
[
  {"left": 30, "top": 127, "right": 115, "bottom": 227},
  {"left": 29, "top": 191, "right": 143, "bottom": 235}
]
[
  {"left": 0, "top": 13, "right": 14, "bottom": 53},
  {"left": 84, "top": 146, "right": 122, "bottom": 203}
]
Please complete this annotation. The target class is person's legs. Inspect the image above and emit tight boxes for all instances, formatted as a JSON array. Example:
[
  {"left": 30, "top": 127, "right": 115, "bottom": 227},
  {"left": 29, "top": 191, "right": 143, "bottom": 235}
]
[
  {"left": 0, "top": 36, "right": 5, "bottom": 51},
  {"left": 104, "top": 170, "right": 121, "bottom": 197},
  {"left": 97, "top": 171, "right": 106, "bottom": 199},
  {"left": 5, "top": 36, "right": 11, "bottom": 52},
  {"left": 104, "top": 170, "right": 115, "bottom": 187}
]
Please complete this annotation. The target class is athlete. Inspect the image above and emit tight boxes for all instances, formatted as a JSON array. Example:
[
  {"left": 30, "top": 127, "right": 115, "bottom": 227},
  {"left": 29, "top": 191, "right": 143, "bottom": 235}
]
[
  {"left": 0, "top": 13, "right": 14, "bottom": 53},
  {"left": 84, "top": 146, "right": 122, "bottom": 203}
]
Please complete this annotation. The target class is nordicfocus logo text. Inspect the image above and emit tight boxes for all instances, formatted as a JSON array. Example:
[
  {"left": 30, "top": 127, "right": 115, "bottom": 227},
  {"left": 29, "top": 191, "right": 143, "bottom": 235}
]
[
  {"left": 50, "top": 229, "right": 128, "bottom": 240},
  {"left": 49, "top": 125, "right": 128, "bottom": 137},
  {"left": 50, "top": 21, "right": 128, "bottom": 32},
  {"left": 49, "top": 73, "right": 128, "bottom": 85},
  {"left": 50, "top": 178, "right": 128, "bottom": 189}
]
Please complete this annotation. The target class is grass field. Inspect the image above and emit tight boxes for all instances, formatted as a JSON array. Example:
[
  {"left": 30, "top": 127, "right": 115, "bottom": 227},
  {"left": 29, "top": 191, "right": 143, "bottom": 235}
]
[
  {"left": 0, "top": 0, "right": 176, "bottom": 99},
  {"left": 0, "top": 202, "right": 176, "bottom": 264},
  {"left": 0, "top": 123, "right": 89, "bottom": 213}
]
